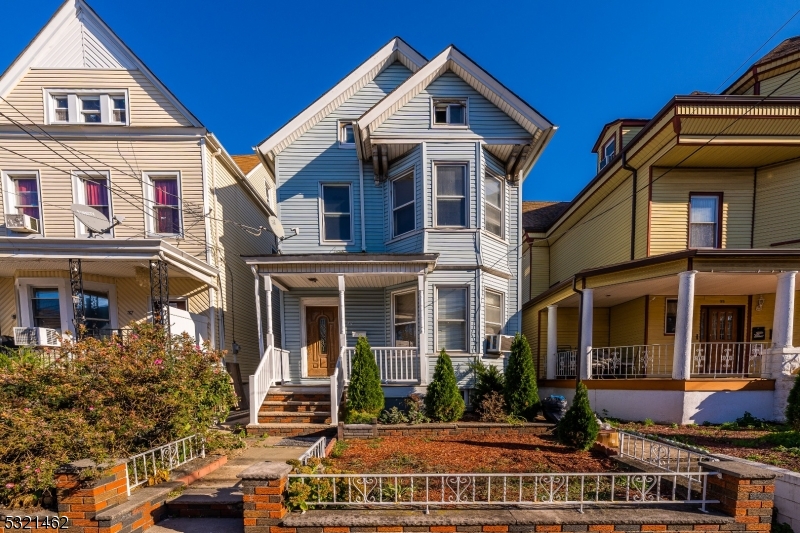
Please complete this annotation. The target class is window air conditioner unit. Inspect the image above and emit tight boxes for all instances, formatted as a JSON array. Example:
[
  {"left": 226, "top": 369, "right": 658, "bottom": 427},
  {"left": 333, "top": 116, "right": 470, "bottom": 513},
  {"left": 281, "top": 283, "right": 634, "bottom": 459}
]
[
  {"left": 485, "top": 334, "right": 513, "bottom": 355},
  {"left": 5, "top": 214, "right": 40, "bottom": 233},
  {"left": 13, "top": 327, "right": 61, "bottom": 347}
]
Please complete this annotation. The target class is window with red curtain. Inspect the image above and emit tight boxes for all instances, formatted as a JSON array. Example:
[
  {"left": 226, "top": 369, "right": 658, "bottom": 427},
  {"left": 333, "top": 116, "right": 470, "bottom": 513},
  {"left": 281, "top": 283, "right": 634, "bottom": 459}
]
[
  {"left": 14, "top": 178, "right": 40, "bottom": 219},
  {"left": 83, "top": 177, "right": 110, "bottom": 218},
  {"left": 153, "top": 177, "right": 180, "bottom": 234}
]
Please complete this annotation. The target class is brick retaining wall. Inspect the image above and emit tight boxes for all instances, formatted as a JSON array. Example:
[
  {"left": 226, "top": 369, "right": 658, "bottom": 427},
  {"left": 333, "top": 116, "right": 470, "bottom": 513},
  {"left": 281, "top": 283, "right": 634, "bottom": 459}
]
[{"left": 340, "top": 421, "right": 553, "bottom": 440}]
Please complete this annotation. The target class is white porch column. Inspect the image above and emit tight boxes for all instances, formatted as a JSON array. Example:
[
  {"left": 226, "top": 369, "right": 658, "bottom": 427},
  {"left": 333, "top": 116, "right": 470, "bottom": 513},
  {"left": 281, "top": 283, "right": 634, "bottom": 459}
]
[
  {"left": 418, "top": 272, "right": 428, "bottom": 385},
  {"left": 770, "top": 271, "right": 799, "bottom": 421},
  {"left": 338, "top": 275, "right": 347, "bottom": 355},
  {"left": 252, "top": 266, "right": 265, "bottom": 360},
  {"left": 579, "top": 289, "right": 594, "bottom": 380},
  {"left": 546, "top": 305, "right": 558, "bottom": 380},
  {"left": 772, "top": 271, "right": 797, "bottom": 352},
  {"left": 263, "top": 274, "right": 274, "bottom": 349},
  {"left": 672, "top": 270, "right": 697, "bottom": 380}
]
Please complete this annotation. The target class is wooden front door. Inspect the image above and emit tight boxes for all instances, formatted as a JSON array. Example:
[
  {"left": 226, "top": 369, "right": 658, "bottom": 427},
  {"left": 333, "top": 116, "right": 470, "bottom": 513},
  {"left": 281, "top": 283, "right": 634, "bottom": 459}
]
[
  {"left": 698, "top": 306, "right": 745, "bottom": 374},
  {"left": 305, "top": 307, "right": 339, "bottom": 377}
]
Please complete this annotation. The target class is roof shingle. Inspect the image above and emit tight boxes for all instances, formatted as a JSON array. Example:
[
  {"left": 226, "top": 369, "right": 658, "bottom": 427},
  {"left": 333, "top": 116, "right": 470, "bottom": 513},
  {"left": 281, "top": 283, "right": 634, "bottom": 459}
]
[
  {"left": 522, "top": 201, "right": 570, "bottom": 233},
  {"left": 231, "top": 154, "right": 261, "bottom": 175}
]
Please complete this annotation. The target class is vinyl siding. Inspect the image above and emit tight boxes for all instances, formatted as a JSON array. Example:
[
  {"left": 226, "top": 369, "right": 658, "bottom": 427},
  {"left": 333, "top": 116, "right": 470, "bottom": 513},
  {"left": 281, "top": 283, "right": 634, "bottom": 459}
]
[
  {"left": 621, "top": 127, "right": 643, "bottom": 147},
  {"left": 385, "top": 145, "right": 423, "bottom": 252},
  {"left": 649, "top": 169, "right": 753, "bottom": 255},
  {"left": 759, "top": 68, "right": 800, "bottom": 96},
  {"left": 537, "top": 307, "right": 610, "bottom": 377},
  {"left": 373, "top": 71, "right": 530, "bottom": 139},
  {"left": 753, "top": 160, "right": 800, "bottom": 248},
  {"left": 276, "top": 62, "right": 412, "bottom": 254},
  {"left": 529, "top": 244, "right": 550, "bottom": 299},
  {"left": 549, "top": 177, "right": 631, "bottom": 284},
  {"left": 245, "top": 163, "right": 274, "bottom": 208},
  {"left": 521, "top": 242, "right": 531, "bottom": 303},
  {"left": 0, "top": 69, "right": 192, "bottom": 127},
  {"left": 0, "top": 277, "right": 16, "bottom": 336},
  {"left": 634, "top": 164, "right": 650, "bottom": 258},
  {"left": 609, "top": 297, "right": 646, "bottom": 347},
  {"left": 427, "top": 232, "right": 478, "bottom": 265}
]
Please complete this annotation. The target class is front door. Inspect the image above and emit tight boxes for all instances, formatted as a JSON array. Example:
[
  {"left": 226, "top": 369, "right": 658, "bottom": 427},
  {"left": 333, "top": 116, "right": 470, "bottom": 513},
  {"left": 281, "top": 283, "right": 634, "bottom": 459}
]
[
  {"left": 305, "top": 306, "right": 339, "bottom": 377},
  {"left": 698, "top": 306, "right": 745, "bottom": 374}
]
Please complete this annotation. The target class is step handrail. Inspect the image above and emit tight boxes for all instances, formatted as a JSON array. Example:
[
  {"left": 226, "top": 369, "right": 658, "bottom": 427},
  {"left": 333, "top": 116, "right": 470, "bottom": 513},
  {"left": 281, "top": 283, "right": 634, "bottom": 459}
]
[
  {"left": 249, "top": 345, "right": 276, "bottom": 426},
  {"left": 330, "top": 347, "right": 346, "bottom": 426}
]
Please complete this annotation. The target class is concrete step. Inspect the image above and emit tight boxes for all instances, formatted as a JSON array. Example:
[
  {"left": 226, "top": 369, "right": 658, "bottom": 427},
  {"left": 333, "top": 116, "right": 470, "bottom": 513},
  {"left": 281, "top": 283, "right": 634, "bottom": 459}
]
[
  {"left": 260, "top": 400, "right": 330, "bottom": 413},
  {"left": 166, "top": 487, "right": 243, "bottom": 518},
  {"left": 246, "top": 423, "right": 335, "bottom": 438}
]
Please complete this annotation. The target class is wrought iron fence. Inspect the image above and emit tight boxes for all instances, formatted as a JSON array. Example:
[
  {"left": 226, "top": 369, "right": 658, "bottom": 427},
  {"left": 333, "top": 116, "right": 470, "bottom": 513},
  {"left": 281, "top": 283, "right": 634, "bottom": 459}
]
[
  {"left": 126, "top": 434, "right": 205, "bottom": 493},
  {"left": 591, "top": 345, "right": 673, "bottom": 379},
  {"left": 618, "top": 430, "right": 717, "bottom": 481},
  {"left": 299, "top": 436, "right": 328, "bottom": 465},
  {"left": 555, "top": 350, "right": 576, "bottom": 378},
  {"left": 690, "top": 342, "right": 764, "bottom": 378},
  {"left": 287, "top": 471, "right": 718, "bottom": 512}
]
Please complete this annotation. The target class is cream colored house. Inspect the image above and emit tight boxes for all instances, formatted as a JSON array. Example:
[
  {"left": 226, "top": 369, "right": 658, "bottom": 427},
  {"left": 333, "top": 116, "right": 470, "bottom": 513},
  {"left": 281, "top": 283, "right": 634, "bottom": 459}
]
[
  {"left": 521, "top": 37, "right": 800, "bottom": 424},
  {"left": 0, "top": 0, "right": 276, "bottom": 381}
]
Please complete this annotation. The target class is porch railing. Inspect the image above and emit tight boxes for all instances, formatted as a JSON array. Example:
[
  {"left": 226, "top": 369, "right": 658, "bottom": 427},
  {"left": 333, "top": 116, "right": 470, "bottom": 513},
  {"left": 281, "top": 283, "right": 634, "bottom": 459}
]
[
  {"left": 592, "top": 344, "right": 673, "bottom": 379},
  {"left": 343, "top": 346, "right": 420, "bottom": 383},
  {"left": 249, "top": 345, "right": 284, "bottom": 425},
  {"left": 618, "top": 430, "right": 717, "bottom": 481},
  {"left": 126, "top": 434, "right": 204, "bottom": 493},
  {"left": 330, "top": 348, "right": 346, "bottom": 426},
  {"left": 555, "top": 350, "right": 576, "bottom": 379},
  {"left": 690, "top": 342, "right": 764, "bottom": 378},
  {"left": 287, "top": 471, "right": 718, "bottom": 512}
]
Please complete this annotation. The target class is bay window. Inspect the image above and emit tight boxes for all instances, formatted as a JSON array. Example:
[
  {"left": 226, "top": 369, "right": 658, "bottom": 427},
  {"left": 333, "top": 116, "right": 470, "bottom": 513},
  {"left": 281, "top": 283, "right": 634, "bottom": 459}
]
[
  {"left": 484, "top": 174, "right": 503, "bottom": 238},
  {"left": 485, "top": 290, "right": 504, "bottom": 335},
  {"left": 435, "top": 164, "right": 466, "bottom": 227},
  {"left": 689, "top": 194, "right": 721, "bottom": 248},
  {"left": 392, "top": 173, "right": 415, "bottom": 238}
]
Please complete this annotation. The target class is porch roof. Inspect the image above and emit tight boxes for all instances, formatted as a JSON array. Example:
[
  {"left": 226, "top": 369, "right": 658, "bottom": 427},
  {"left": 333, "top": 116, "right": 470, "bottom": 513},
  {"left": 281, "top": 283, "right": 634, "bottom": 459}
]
[{"left": 0, "top": 238, "right": 218, "bottom": 287}]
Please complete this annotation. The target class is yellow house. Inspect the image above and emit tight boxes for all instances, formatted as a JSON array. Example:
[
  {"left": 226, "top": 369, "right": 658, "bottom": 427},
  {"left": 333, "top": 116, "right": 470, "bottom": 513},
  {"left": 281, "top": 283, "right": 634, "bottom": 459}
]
[
  {"left": 521, "top": 37, "right": 800, "bottom": 424},
  {"left": 0, "top": 0, "right": 277, "bottom": 383}
]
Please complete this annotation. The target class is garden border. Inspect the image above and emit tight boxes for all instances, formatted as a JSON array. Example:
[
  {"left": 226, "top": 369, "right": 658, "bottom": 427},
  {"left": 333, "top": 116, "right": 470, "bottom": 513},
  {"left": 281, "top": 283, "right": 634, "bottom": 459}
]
[{"left": 338, "top": 421, "right": 554, "bottom": 440}]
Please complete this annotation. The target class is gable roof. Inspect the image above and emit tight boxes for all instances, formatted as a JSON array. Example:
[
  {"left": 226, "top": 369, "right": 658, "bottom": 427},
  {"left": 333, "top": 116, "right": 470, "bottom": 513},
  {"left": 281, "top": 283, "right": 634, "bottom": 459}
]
[
  {"left": 724, "top": 35, "right": 800, "bottom": 95},
  {"left": 590, "top": 119, "right": 649, "bottom": 153},
  {"left": 0, "top": 0, "right": 202, "bottom": 127},
  {"left": 522, "top": 201, "right": 570, "bottom": 233},
  {"left": 256, "top": 37, "right": 427, "bottom": 168},
  {"left": 232, "top": 154, "right": 261, "bottom": 176}
]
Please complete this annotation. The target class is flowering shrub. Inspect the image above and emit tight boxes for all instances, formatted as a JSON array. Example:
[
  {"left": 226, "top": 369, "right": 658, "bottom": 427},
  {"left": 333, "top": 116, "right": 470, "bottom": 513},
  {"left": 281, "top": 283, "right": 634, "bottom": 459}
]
[{"left": 0, "top": 324, "right": 235, "bottom": 508}]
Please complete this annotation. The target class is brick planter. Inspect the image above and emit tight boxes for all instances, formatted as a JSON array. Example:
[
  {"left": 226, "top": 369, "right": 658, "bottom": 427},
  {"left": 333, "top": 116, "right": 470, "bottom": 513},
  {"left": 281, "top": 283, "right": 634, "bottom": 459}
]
[
  {"left": 339, "top": 421, "right": 553, "bottom": 440},
  {"left": 701, "top": 461, "right": 778, "bottom": 531}
]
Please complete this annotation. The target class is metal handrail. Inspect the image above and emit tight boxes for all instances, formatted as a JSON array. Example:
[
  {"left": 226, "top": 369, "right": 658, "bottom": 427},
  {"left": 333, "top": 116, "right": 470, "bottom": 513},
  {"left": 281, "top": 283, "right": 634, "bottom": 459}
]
[
  {"left": 618, "top": 430, "right": 717, "bottom": 482},
  {"left": 288, "top": 471, "right": 718, "bottom": 513},
  {"left": 299, "top": 436, "right": 327, "bottom": 465},
  {"left": 690, "top": 342, "right": 764, "bottom": 378},
  {"left": 126, "top": 434, "right": 204, "bottom": 493},
  {"left": 592, "top": 345, "right": 673, "bottom": 379}
]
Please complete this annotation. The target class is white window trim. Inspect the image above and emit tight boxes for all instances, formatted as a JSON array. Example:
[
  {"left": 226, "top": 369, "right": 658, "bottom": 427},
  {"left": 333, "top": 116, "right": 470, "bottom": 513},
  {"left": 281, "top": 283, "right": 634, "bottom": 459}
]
[
  {"left": 15, "top": 277, "right": 118, "bottom": 334},
  {"left": 72, "top": 170, "right": 114, "bottom": 238},
  {"left": 433, "top": 162, "right": 469, "bottom": 229},
  {"left": 318, "top": 182, "right": 355, "bottom": 245},
  {"left": 43, "top": 89, "right": 130, "bottom": 126},
  {"left": 2, "top": 170, "right": 44, "bottom": 236},
  {"left": 142, "top": 171, "right": 184, "bottom": 238},
  {"left": 483, "top": 171, "right": 505, "bottom": 240},
  {"left": 337, "top": 120, "right": 356, "bottom": 149},
  {"left": 434, "top": 285, "right": 470, "bottom": 353},
  {"left": 390, "top": 171, "right": 416, "bottom": 239},
  {"left": 484, "top": 288, "right": 505, "bottom": 336},
  {"left": 430, "top": 97, "right": 469, "bottom": 129},
  {"left": 599, "top": 137, "right": 616, "bottom": 170},
  {"left": 390, "top": 287, "right": 418, "bottom": 348}
]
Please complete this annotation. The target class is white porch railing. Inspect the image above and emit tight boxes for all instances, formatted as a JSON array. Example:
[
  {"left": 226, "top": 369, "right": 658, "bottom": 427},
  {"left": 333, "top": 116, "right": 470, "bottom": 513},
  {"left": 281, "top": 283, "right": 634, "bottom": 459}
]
[
  {"left": 690, "top": 342, "right": 764, "bottom": 378},
  {"left": 343, "top": 346, "right": 420, "bottom": 383},
  {"left": 592, "top": 345, "right": 673, "bottom": 379},
  {"left": 555, "top": 350, "right": 576, "bottom": 378},
  {"left": 299, "top": 436, "right": 328, "bottom": 465},
  {"left": 126, "top": 434, "right": 204, "bottom": 493},
  {"left": 249, "top": 345, "right": 286, "bottom": 425},
  {"left": 330, "top": 348, "right": 346, "bottom": 426}
]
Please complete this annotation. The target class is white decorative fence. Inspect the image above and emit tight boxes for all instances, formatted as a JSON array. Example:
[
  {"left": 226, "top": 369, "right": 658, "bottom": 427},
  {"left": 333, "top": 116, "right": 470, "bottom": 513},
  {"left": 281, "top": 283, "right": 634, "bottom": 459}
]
[
  {"left": 299, "top": 436, "right": 328, "bottom": 465},
  {"left": 343, "top": 346, "right": 419, "bottom": 383},
  {"left": 249, "top": 345, "right": 287, "bottom": 425},
  {"left": 287, "top": 471, "right": 717, "bottom": 512},
  {"left": 618, "top": 430, "right": 717, "bottom": 481},
  {"left": 592, "top": 344, "right": 673, "bottom": 379},
  {"left": 555, "top": 350, "right": 576, "bottom": 378},
  {"left": 690, "top": 342, "right": 764, "bottom": 378},
  {"left": 126, "top": 434, "right": 204, "bottom": 493}
]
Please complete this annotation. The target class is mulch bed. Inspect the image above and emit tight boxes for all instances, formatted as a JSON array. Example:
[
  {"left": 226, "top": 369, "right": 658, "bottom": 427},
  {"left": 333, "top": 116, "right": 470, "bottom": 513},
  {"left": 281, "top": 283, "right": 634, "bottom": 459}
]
[
  {"left": 618, "top": 422, "right": 800, "bottom": 473},
  {"left": 328, "top": 433, "right": 617, "bottom": 474}
]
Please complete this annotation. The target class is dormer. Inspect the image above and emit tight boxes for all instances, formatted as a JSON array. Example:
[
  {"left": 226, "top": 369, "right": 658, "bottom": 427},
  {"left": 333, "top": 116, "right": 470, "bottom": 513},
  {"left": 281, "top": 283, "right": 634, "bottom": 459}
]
[{"left": 591, "top": 119, "right": 648, "bottom": 172}]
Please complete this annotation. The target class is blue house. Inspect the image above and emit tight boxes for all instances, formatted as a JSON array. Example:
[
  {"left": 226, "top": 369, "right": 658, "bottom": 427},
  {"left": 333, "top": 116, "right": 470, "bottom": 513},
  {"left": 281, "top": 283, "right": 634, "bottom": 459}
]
[{"left": 244, "top": 38, "right": 555, "bottom": 430}]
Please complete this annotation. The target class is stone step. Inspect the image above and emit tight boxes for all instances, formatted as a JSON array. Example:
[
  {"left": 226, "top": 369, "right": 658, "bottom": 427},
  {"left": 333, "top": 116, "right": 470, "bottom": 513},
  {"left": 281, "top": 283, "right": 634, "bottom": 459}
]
[
  {"left": 265, "top": 393, "right": 330, "bottom": 403},
  {"left": 260, "top": 400, "right": 330, "bottom": 413},
  {"left": 246, "top": 422, "right": 334, "bottom": 438},
  {"left": 166, "top": 487, "right": 243, "bottom": 519},
  {"left": 257, "top": 411, "right": 331, "bottom": 424}
]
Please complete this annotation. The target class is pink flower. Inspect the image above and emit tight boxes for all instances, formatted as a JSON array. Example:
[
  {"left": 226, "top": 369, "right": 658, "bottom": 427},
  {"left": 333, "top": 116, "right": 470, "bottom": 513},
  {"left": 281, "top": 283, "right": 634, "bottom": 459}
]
[
  {"left": 5, "top": 483, "right": 14, "bottom": 489},
  {"left": 154, "top": 358, "right": 164, "bottom": 366},
  {"left": 35, "top": 469, "right": 40, "bottom": 473},
  {"left": 89, "top": 407, "right": 95, "bottom": 411}
]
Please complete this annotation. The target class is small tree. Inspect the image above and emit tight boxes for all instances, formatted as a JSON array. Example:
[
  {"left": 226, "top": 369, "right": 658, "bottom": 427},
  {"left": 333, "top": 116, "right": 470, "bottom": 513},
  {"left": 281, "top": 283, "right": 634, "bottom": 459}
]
[
  {"left": 345, "top": 336, "right": 384, "bottom": 422},
  {"left": 425, "top": 349, "right": 465, "bottom": 422},
  {"left": 468, "top": 357, "right": 505, "bottom": 410},
  {"left": 786, "top": 371, "right": 800, "bottom": 430},
  {"left": 503, "top": 333, "right": 539, "bottom": 420},
  {"left": 556, "top": 382, "right": 600, "bottom": 450}
]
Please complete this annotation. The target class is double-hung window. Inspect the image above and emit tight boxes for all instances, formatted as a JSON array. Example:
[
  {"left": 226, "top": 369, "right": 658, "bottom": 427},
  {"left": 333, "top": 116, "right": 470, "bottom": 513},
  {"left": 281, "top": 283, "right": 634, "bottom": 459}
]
[
  {"left": 12, "top": 175, "right": 41, "bottom": 220},
  {"left": 321, "top": 184, "right": 352, "bottom": 242},
  {"left": 689, "top": 194, "right": 720, "bottom": 248},
  {"left": 600, "top": 138, "right": 616, "bottom": 170},
  {"left": 484, "top": 174, "right": 503, "bottom": 238},
  {"left": 74, "top": 172, "right": 112, "bottom": 235},
  {"left": 432, "top": 98, "right": 467, "bottom": 126},
  {"left": 435, "top": 165, "right": 466, "bottom": 227},
  {"left": 485, "top": 290, "right": 504, "bottom": 335},
  {"left": 393, "top": 291, "right": 417, "bottom": 347},
  {"left": 392, "top": 173, "right": 415, "bottom": 238},
  {"left": 437, "top": 287, "right": 467, "bottom": 352},
  {"left": 145, "top": 172, "right": 182, "bottom": 236},
  {"left": 80, "top": 96, "right": 101, "bottom": 123},
  {"left": 46, "top": 91, "right": 129, "bottom": 125},
  {"left": 31, "top": 288, "right": 61, "bottom": 329},
  {"left": 53, "top": 96, "right": 69, "bottom": 122},
  {"left": 83, "top": 290, "right": 111, "bottom": 333}
]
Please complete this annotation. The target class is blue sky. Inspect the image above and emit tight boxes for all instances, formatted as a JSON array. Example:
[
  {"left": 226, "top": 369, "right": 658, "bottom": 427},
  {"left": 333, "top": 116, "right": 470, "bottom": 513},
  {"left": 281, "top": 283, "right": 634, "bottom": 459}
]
[{"left": 2, "top": 0, "right": 799, "bottom": 202}]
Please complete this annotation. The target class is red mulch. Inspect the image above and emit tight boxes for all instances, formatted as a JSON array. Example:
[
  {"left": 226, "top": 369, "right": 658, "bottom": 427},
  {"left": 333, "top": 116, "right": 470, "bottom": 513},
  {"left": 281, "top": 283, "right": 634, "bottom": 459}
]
[{"left": 329, "top": 434, "right": 618, "bottom": 474}]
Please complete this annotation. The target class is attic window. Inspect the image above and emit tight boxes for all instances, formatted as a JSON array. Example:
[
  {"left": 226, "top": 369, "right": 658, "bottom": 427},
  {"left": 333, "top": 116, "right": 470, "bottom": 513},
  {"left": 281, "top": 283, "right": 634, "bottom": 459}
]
[
  {"left": 599, "top": 138, "right": 616, "bottom": 170},
  {"left": 339, "top": 122, "right": 355, "bottom": 147},
  {"left": 432, "top": 99, "right": 467, "bottom": 126},
  {"left": 46, "top": 90, "right": 129, "bottom": 125}
]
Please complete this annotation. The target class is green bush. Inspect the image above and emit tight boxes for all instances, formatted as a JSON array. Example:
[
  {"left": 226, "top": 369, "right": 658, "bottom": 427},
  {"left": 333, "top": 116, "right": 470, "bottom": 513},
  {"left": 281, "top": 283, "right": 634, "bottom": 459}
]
[
  {"left": 468, "top": 358, "right": 505, "bottom": 411},
  {"left": 503, "top": 333, "right": 539, "bottom": 420},
  {"left": 786, "top": 372, "right": 800, "bottom": 431},
  {"left": 345, "top": 337, "right": 384, "bottom": 423},
  {"left": 424, "top": 349, "right": 465, "bottom": 422},
  {"left": 556, "top": 382, "right": 600, "bottom": 450},
  {"left": 0, "top": 324, "right": 235, "bottom": 508}
]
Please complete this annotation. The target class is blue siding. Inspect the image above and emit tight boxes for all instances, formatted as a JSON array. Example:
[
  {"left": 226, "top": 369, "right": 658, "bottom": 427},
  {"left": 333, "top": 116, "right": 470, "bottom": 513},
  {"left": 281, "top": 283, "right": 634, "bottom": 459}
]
[{"left": 374, "top": 71, "right": 530, "bottom": 139}]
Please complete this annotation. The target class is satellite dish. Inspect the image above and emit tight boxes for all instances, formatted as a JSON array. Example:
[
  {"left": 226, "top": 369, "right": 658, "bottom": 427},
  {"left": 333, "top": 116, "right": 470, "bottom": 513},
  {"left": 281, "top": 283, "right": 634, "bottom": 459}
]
[
  {"left": 71, "top": 204, "right": 122, "bottom": 236},
  {"left": 267, "top": 216, "right": 286, "bottom": 240}
]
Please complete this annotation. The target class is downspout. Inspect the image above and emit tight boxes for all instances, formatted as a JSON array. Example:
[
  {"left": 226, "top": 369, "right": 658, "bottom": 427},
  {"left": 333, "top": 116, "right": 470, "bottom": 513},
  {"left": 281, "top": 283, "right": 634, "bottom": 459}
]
[
  {"left": 200, "top": 138, "right": 219, "bottom": 351},
  {"left": 622, "top": 151, "right": 637, "bottom": 261},
  {"left": 358, "top": 158, "right": 366, "bottom": 252},
  {"left": 572, "top": 276, "right": 583, "bottom": 387}
]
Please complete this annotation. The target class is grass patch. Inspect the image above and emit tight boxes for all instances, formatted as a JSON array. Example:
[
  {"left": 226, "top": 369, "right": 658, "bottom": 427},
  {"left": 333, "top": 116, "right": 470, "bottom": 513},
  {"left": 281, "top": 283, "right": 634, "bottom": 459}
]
[{"left": 329, "top": 440, "right": 349, "bottom": 459}]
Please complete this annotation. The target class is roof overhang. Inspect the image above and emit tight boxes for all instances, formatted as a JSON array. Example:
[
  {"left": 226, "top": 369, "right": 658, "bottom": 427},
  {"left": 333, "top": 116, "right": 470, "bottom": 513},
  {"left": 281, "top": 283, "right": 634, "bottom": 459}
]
[
  {"left": 590, "top": 119, "right": 649, "bottom": 153},
  {"left": 0, "top": 237, "right": 219, "bottom": 287}
]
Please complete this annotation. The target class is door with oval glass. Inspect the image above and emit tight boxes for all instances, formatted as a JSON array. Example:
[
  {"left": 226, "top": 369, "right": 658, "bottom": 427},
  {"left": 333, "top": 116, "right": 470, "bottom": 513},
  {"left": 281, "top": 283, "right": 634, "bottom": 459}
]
[{"left": 305, "top": 306, "right": 339, "bottom": 377}]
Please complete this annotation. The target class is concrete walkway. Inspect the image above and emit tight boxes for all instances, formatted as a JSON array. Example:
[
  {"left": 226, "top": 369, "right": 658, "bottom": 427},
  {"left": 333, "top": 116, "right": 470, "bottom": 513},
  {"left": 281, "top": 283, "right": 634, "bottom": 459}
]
[{"left": 149, "top": 517, "right": 243, "bottom": 533}]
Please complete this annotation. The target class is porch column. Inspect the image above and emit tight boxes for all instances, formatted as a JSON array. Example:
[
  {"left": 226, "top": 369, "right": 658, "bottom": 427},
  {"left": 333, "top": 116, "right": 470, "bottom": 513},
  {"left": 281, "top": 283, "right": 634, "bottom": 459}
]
[
  {"left": 772, "top": 271, "right": 797, "bottom": 352},
  {"left": 546, "top": 305, "right": 558, "bottom": 380},
  {"left": 672, "top": 270, "right": 697, "bottom": 380},
  {"left": 579, "top": 289, "right": 593, "bottom": 380},
  {"left": 338, "top": 275, "right": 347, "bottom": 356},
  {"left": 418, "top": 272, "right": 428, "bottom": 385},
  {"left": 769, "top": 271, "right": 799, "bottom": 421},
  {"left": 252, "top": 266, "right": 264, "bottom": 360},
  {"left": 263, "top": 274, "right": 274, "bottom": 349}
]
